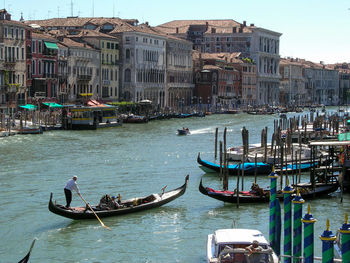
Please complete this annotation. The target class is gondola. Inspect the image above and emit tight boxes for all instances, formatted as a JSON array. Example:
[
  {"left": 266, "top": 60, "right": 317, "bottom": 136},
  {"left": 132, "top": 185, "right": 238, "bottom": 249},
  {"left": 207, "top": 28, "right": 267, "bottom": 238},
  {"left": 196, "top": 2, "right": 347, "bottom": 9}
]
[
  {"left": 197, "top": 153, "right": 315, "bottom": 176},
  {"left": 197, "top": 153, "right": 272, "bottom": 175},
  {"left": 49, "top": 175, "right": 189, "bottom": 220},
  {"left": 199, "top": 179, "right": 339, "bottom": 204}
]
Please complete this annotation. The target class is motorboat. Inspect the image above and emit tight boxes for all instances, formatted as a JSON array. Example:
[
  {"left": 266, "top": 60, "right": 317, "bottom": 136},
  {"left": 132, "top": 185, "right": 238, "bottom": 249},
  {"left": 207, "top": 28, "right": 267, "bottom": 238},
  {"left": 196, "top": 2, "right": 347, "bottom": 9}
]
[
  {"left": 207, "top": 228, "right": 279, "bottom": 263},
  {"left": 177, "top": 128, "right": 190, "bottom": 135}
]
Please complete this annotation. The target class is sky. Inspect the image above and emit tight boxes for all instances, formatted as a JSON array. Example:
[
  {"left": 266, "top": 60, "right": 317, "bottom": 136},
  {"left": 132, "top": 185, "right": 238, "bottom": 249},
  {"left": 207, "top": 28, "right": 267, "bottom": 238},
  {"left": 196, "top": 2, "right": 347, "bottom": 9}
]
[{"left": 5, "top": 0, "right": 350, "bottom": 64}]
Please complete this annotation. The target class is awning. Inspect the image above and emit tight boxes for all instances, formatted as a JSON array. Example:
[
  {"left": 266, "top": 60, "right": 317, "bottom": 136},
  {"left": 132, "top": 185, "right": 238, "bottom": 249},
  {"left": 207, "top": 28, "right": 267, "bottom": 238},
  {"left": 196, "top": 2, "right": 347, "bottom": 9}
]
[
  {"left": 44, "top": 41, "right": 58, "bottom": 50},
  {"left": 43, "top": 102, "right": 63, "bottom": 108},
  {"left": 19, "top": 104, "right": 37, "bottom": 110},
  {"left": 79, "top": 93, "right": 93, "bottom": 96}
]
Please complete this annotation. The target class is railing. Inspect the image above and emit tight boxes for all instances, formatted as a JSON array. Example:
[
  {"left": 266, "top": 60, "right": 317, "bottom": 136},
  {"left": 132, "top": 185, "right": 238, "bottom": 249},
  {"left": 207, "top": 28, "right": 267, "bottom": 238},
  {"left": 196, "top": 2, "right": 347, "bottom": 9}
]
[
  {"left": 77, "top": 74, "right": 92, "bottom": 81},
  {"left": 43, "top": 73, "right": 57, "bottom": 79}
]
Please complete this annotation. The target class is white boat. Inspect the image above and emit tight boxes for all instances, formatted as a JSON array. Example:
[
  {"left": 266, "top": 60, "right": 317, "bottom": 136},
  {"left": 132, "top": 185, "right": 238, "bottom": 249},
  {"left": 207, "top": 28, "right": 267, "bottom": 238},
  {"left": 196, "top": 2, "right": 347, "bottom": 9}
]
[{"left": 207, "top": 228, "right": 278, "bottom": 263}]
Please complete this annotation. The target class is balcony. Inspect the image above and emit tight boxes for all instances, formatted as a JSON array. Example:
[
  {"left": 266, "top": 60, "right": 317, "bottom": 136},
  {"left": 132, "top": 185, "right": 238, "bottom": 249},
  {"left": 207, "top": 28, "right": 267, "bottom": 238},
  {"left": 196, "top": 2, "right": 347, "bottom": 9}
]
[
  {"left": 77, "top": 74, "right": 92, "bottom": 81},
  {"left": 3, "top": 57, "right": 16, "bottom": 67},
  {"left": 102, "top": 80, "right": 110, "bottom": 85},
  {"left": 43, "top": 73, "right": 57, "bottom": 79}
]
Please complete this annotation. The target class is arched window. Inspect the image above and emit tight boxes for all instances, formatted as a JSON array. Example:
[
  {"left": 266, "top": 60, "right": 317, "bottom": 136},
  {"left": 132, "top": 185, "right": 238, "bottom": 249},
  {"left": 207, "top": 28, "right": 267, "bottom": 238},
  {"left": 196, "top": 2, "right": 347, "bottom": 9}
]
[
  {"left": 126, "top": 49, "right": 130, "bottom": 59},
  {"left": 124, "top": 68, "right": 131, "bottom": 82}
]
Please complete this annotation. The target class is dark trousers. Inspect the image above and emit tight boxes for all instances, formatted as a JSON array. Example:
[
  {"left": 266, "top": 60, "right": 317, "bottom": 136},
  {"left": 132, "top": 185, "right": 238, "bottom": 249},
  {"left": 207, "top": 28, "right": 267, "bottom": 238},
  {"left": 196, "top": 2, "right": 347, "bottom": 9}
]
[{"left": 64, "top": 188, "right": 72, "bottom": 207}]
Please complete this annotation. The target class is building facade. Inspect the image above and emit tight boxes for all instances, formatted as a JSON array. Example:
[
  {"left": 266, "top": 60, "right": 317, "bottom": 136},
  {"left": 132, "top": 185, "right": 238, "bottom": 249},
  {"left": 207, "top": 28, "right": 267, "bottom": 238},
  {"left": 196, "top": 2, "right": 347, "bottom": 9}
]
[
  {"left": 60, "top": 37, "right": 100, "bottom": 103},
  {"left": 156, "top": 19, "right": 281, "bottom": 106},
  {"left": 279, "top": 58, "right": 306, "bottom": 106},
  {"left": 72, "top": 30, "right": 119, "bottom": 102},
  {"left": 110, "top": 26, "right": 167, "bottom": 106},
  {"left": 166, "top": 36, "right": 193, "bottom": 109},
  {"left": 29, "top": 32, "right": 59, "bottom": 102},
  {"left": 0, "top": 9, "right": 27, "bottom": 110}
]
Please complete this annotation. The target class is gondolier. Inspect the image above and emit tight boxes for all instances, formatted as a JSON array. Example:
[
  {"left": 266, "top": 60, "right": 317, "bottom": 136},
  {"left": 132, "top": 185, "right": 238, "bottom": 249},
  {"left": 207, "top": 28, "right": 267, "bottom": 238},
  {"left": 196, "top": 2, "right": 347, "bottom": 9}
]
[{"left": 64, "top": 176, "right": 81, "bottom": 208}]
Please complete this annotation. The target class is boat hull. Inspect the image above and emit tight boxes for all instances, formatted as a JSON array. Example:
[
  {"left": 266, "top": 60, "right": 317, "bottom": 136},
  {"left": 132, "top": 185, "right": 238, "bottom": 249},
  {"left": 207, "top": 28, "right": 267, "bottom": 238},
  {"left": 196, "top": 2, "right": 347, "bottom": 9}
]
[
  {"left": 199, "top": 179, "right": 339, "bottom": 204},
  {"left": 49, "top": 175, "right": 189, "bottom": 219}
]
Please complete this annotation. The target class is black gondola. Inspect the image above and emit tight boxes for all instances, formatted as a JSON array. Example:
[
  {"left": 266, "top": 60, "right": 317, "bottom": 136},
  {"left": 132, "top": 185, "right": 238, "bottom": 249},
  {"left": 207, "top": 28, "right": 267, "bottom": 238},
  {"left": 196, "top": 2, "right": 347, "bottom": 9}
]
[
  {"left": 197, "top": 153, "right": 272, "bottom": 175},
  {"left": 49, "top": 175, "right": 189, "bottom": 220},
  {"left": 197, "top": 153, "right": 316, "bottom": 176},
  {"left": 199, "top": 179, "right": 339, "bottom": 204}
]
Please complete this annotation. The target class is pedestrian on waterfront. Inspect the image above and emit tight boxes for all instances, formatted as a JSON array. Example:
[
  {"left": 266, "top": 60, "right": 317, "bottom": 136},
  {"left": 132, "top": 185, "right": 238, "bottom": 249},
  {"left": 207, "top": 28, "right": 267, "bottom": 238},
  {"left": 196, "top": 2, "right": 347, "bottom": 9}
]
[{"left": 64, "top": 176, "right": 81, "bottom": 208}]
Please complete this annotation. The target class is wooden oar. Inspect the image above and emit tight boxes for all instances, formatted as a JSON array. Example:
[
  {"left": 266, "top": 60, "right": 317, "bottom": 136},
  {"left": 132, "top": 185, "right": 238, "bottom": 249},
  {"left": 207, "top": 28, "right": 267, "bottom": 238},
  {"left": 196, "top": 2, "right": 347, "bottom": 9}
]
[{"left": 79, "top": 194, "right": 111, "bottom": 230}]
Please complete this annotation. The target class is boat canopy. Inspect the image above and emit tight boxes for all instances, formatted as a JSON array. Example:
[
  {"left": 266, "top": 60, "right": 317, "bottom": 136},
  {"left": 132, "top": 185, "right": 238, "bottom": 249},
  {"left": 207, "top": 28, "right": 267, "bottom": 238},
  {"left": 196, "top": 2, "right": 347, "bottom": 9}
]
[
  {"left": 214, "top": 229, "right": 269, "bottom": 245},
  {"left": 43, "top": 102, "right": 63, "bottom": 108},
  {"left": 19, "top": 104, "right": 37, "bottom": 110},
  {"left": 309, "top": 140, "right": 350, "bottom": 146}
]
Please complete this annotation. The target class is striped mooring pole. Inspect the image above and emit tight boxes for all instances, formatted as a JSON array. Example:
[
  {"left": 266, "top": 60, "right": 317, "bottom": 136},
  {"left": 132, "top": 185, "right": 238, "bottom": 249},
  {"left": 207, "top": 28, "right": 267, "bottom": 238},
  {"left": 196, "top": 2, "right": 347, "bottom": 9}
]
[
  {"left": 292, "top": 190, "right": 304, "bottom": 263},
  {"left": 301, "top": 204, "right": 317, "bottom": 263},
  {"left": 339, "top": 213, "right": 350, "bottom": 263},
  {"left": 283, "top": 180, "right": 294, "bottom": 263},
  {"left": 269, "top": 168, "right": 279, "bottom": 246},
  {"left": 320, "top": 219, "right": 336, "bottom": 263}
]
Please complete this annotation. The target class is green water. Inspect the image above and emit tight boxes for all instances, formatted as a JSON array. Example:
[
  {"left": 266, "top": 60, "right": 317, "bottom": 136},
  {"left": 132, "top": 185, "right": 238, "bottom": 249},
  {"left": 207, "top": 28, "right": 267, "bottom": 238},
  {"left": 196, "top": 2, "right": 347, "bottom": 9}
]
[{"left": 0, "top": 111, "right": 349, "bottom": 262}]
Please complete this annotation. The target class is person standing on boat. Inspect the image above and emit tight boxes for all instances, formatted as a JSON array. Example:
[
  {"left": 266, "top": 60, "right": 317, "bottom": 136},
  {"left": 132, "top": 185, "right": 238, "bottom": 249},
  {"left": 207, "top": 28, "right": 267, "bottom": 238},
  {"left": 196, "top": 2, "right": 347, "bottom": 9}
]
[{"left": 64, "top": 176, "right": 81, "bottom": 208}]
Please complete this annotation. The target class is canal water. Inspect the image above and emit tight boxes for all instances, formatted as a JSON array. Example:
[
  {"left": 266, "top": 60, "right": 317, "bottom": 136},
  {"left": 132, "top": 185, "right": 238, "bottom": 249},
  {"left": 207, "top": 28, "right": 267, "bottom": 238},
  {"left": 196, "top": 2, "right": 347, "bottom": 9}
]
[{"left": 0, "top": 110, "right": 349, "bottom": 262}]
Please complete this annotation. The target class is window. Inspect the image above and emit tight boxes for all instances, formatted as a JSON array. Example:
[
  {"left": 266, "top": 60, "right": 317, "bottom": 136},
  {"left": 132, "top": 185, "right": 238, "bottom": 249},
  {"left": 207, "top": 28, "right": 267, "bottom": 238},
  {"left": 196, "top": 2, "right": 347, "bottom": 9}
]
[
  {"left": 15, "top": 28, "right": 18, "bottom": 39},
  {"left": 124, "top": 68, "right": 131, "bottom": 82},
  {"left": 107, "top": 42, "right": 110, "bottom": 49},
  {"left": 38, "top": 41, "right": 42, "bottom": 53},
  {"left": 102, "top": 41, "right": 104, "bottom": 48},
  {"left": 32, "top": 40, "right": 36, "bottom": 53},
  {"left": 10, "top": 28, "right": 13, "bottom": 38},
  {"left": 38, "top": 60, "right": 41, "bottom": 74},
  {"left": 21, "top": 48, "right": 24, "bottom": 60},
  {"left": 4, "top": 27, "right": 7, "bottom": 38},
  {"left": 21, "top": 29, "right": 24, "bottom": 40},
  {"left": 126, "top": 49, "right": 130, "bottom": 59},
  {"left": 111, "top": 43, "right": 114, "bottom": 49},
  {"left": 32, "top": 60, "right": 36, "bottom": 75}
]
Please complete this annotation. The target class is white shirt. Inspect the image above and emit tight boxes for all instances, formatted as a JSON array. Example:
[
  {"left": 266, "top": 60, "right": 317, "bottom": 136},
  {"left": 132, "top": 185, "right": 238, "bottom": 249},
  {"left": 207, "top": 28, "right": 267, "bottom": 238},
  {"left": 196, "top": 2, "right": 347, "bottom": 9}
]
[{"left": 64, "top": 179, "right": 80, "bottom": 194}]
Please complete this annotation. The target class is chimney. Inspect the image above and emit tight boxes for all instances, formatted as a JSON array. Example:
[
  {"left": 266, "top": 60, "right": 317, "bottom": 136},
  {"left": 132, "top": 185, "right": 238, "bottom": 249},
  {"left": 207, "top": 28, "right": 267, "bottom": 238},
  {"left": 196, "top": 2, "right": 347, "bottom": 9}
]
[
  {"left": 243, "top": 20, "right": 246, "bottom": 27},
  {"left": 232, "top": 27, "right": 236, "bottom": 33},
  {"left": 145, "top": 21, "right": 149, "bottom": 26},
  {"left": 176, "top": 27, "right": 179, "bottom": 34},
  {"left": 206, "top": 21, "right": 209, "bottom": 28},
  {"left": 250, "top": 23, "right": 254, "bottom": 27}
]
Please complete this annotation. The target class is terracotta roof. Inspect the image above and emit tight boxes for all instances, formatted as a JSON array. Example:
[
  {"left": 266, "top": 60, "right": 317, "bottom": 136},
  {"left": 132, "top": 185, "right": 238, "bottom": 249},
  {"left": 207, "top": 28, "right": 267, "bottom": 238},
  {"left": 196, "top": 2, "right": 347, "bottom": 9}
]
[
  {"left": 72, "top": 29, "right": 119, "bottom": 40},
  {"left": 203, "top": 65, "right": 221, "bottom": 70},
  {"left": 280, "top": 57, "right": 305, "bottom": 66},
  {"left": 156, "top": 19, "right": 253, "bottom": 34},
  {"left": 24, "top": 17, "right": 136, "bottom": 28},
  {"left": 0, "top": 19, "right": 29, "bottom": 27},
  {"left": 32, "top": 32, "right": 58, "bottom": 42},
  {"left": 59, "top": 37, "right": 94, "bottom": 49},
  {"left": 193, "top": 52, "right": 247, "bottom": 64}
]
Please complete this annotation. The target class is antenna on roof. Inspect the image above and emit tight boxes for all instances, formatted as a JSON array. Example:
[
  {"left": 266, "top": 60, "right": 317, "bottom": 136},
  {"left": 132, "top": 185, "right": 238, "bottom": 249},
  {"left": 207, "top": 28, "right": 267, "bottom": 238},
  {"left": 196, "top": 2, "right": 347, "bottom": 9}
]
[
  {"left": 113, "top": 2, "right": 115, "bottom": 18},
  {"left": 92, "top": 0, "right": 94, "bottom": 17},
  {"left": 70, "top": 0, "right": 73, "bottom": 17}
]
